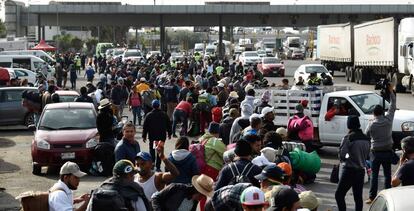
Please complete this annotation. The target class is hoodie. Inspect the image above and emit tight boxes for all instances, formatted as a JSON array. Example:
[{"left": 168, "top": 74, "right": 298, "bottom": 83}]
[
  {"left": 168, "top": 149, "right": 199, "bottom": 184},
  {"left": 365, "top": 92, "right": 396, "bottom": 151},
  {"left": 241, "top": 95, "right": 255, "bottom": 110},
  {"left": 339, "top": 129, "right": 371, "bottom": 170},
  {"left": 229, "top": 104, "right": 253, "bottom": 143},
  {"left": 219, "top": 117, "right": 236, "bottom": 145}
]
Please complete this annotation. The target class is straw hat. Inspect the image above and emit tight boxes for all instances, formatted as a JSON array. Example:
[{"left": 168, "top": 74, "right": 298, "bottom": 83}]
[{"left": 191, "top": 174, "right": 214, "bottom": 198}]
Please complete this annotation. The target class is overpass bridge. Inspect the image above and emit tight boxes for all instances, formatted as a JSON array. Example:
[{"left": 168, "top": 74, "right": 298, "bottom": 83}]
[{"left": 5, "top": 0, "right": 414, "bottom": 54}]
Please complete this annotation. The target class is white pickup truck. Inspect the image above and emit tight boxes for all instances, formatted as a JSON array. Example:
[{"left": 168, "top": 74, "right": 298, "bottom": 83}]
[{"left": 255, "top": 87, "right": 414, "bottom": 147}]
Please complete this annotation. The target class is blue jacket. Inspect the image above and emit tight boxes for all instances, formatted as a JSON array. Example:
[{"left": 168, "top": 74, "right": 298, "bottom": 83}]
[
  {"left": 114, "top": 138, "right": 141, "bottom": 163},
  {"left": 168, "top": 149, "right": 199, "bottom": 184}
]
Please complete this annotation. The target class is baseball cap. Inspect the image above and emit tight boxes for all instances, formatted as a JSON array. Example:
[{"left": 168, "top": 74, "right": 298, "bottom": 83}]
[
  {"left": 59, "top": 161, "right": 87, "bottom": 178},
  {"left": 260, "top": 107, "right": 274, "bottom": 118},
  {"left": 113, "top": 159, "right": 138, "bottom": 176},
  {"left": 240, "top": 186, "right": 268, "bottom": 206},
  {"left": 254, "top": 164, "right": 285, "bottom": 184},
  {"left": 277, "top": 162, "right": 293, "bottom": 176},
  {"left": 276, "top": 127, "right": 287, "bottom": 138},
  {"left": 152, "top": 99, "right": 160, "bottom": 108},
  {"left": 299, "top": 191, "right": 322, "bottom": 210},
  {"left": 295, "top": 104, "right": 304, "bottom": 113},
  {"left": 267, "top": 186, "right": 300, "bottom": 211},
  {"left": 135, "top": 152, "right": 152, "bottom": 161}
]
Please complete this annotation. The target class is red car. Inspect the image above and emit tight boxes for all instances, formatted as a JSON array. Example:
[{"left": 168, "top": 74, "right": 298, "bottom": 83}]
[
  {"left": 30, "top": 102, "right": 98, "bottom": 175},
  {"left": 257, "top": 57, "right": 285, "bottom": 77}
]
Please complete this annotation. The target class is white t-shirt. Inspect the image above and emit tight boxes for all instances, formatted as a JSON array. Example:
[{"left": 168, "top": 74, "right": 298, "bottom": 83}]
[
  {"left": 48, "top": 180, "right": 73, "bottom": 211},
  {"left": 132, "top": 197, "right": 148, "bottom": 211}
]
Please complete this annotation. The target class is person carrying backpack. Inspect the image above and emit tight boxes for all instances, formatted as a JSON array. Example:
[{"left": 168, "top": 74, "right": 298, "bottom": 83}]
[
  {"left": 87, "top": 160, "right": 151, "bottom": 211},
  {"left": 128, "top": 88, "right": 143, "bottom": 126},
  {"left": 142, "top": 84, "right": 158, "bottom": 116},
  {"left": 229, "top": 104, "right": 253, "bottom": 144},
  {"left": 287, "top": 104, "right": 314, "bottom": 151},
  {"left": 49, "top": 161, "right": 90, "bottom": 211},
  {"left": 215, "top": 140, "right": 262, "bottom": 190}
]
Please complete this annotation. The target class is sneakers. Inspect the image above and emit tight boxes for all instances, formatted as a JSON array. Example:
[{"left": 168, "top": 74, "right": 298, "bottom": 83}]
[{"left": 365, "top": 198, "right": 374, "bottom": 204}]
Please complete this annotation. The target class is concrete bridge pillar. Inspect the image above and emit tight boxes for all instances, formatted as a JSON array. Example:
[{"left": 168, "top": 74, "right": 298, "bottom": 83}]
[
  {"left": 160, "top": 15, "right": 166, "bottom": 54},
  {"left": 218, "top": 15, "right": 223, "bottom": 60}
]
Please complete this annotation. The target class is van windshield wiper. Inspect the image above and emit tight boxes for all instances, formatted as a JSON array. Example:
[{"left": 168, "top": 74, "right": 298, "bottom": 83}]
[{"left": 39, "top": 125, "right": 57, "bottom": 130}]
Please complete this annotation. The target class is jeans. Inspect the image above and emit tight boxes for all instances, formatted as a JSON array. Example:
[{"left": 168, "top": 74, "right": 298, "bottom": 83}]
[
  {"left": 172, "top": 109, "right": 188, "bottom": 136},
  {"left": 70, "top": 79, "right": 76, "bottom": 90},
  {"left": 132, "top": 106, "right": 142, "bottom": 125},
  {"left": 167, "top": 102, "right": 177, "bottom": 120},
  {"left": 149, "top": 139, "right": 163, "bottom": 170},
  {"left": 335, "top": 166, "right": 365, "bottom": 211},
  {"left": 369, "top": 151, "right": 392, "bottom": 199}
]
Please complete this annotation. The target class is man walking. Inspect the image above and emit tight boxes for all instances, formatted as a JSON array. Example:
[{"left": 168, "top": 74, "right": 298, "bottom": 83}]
[
  {"left": 114, "top": 122, "right": 141, "bottom": 163},
  {"left": 142, "top": 100, "right": 172, "bottom": 171},
  {"left": 365, "top": 85, "right": 396, "bottom": 204}
]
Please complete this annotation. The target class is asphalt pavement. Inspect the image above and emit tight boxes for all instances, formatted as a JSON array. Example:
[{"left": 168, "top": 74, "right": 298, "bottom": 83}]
[{"left": 1, "top": 59, "right": 412, "bottom": 211}]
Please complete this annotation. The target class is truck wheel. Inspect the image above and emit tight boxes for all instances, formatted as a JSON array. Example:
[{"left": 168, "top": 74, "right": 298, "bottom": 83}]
[
  {"left": 32, "top": 163, "right": 41, "bottom": 175},
  {"left": 392, "top": 73, "right": 406, "bottom": 93},
  {"left": 360, "top": 68, "right": 368, "bottom": 84},
  {"left": 355, "top": 68, "right": 361, "bottom": 84},
  {"left": 345, "top": 67, "right": 350, "bottom": 82},
  {"left": 411, "top": 76, "right": 414, "bottom": 96},
  {"left": 350, "top": 68, "right": 356, "bottom": 82}
]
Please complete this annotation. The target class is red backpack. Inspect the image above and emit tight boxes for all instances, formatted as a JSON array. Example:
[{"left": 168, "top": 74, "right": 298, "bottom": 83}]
[
  {"left": 189, "top": 140, "right": 208, "bottom": 171},
  {"left": 130, "top": 93, "right": 141, "bottom": 107},
  {"left": 288, "top": 115, "right": 314, "bottom": 141}
]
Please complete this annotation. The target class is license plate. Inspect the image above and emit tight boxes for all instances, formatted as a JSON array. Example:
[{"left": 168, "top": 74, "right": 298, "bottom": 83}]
[{"left": 61, "top": 152, "right": 75, "bottom": 160}]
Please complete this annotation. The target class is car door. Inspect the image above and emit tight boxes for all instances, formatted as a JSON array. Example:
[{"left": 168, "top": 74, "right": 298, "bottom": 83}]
[
  {"left": 319, "top": 97, "right": 363, "bottom": 144},
  {"left": 0, "top": 89, "right": 26, "bottom": 125}
]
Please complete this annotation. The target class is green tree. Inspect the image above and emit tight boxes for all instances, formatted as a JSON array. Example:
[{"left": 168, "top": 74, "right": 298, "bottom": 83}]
[
  {"left": 0, "top": 19, "right": 7, "bottom": 38},
  {"left": 71, "top": 37, "right": 84, "bottom": 51},
  {"left": 85, "top": 38, "right": 98, "bottom": 55}
]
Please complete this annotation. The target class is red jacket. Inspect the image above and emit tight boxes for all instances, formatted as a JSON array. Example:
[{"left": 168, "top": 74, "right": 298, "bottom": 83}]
[{"left": 175, "top": 101, "right": 192, "bottom": 115}]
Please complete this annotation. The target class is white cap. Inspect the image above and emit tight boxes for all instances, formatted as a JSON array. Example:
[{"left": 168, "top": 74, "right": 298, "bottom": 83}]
[
  {"left": 276, "top": 127, "right": 288, "bottom": 137},
  {"left": 59, "top": 161, "right": 87, "bottom": 177},
  {"left": 140, "top": 77, "right": 146, "bottom": 82},
  {"left": 260, "top": 107, "right": 274, "bottom": 118},
  {"left": 217, "top": 83, "right": 225, "bottom": 88},
  {"left": 240, "top": 186, "right": 268, "bottom": 206},
  {"left": 244, "top": 84, "right": 254, "bottom": 93}
]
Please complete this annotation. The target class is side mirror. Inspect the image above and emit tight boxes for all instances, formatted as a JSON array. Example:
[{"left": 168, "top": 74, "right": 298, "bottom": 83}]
[{"left": 28, "top": 124, "right": 36, "bottom": 132}]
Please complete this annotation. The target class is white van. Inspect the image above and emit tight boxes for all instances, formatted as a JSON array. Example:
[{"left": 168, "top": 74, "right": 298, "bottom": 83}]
[
  {"left": 0, "top": 55, "right": 55, "bottom": 79},
  {"left": 0, "top": 50, "right": 55, "bottom": 64}
]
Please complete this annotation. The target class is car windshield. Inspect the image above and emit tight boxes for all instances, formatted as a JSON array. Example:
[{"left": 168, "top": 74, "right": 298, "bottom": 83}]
[
  {"left": 350, "top": 93, "right": 390, "bottom": 114},
  {"left": 263, "top": 58, "right": 279, "bottom": 64},
  {"left": 124, "top": 51, "right": 142, "bottom": 57},
  {"left": 305, "top": 66, "right": 328, "bottom": 73},
  {"left": 264, "top": 43, "right": 276, "bottom": 48},
  {"left": 257, "top": 50, "right": 266, "bottom": 54},
  {"left": 59, "top": 95, "right": 78, "bottom": 102},
  {"left": 113, "top": 50, "right": 124, "bottom": 55},
  {"left": 206, "top": 48, "right": 215, "bottom": 53},
  {"left": 39, "top": 108, "right": 96, "bottom": 130},
  {"left": 245, "top": 52, "right": 259, "bottom": 57}
]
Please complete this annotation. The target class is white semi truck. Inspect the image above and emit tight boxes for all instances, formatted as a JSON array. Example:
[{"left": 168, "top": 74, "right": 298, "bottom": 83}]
[{"left": 318, "top": 17, "right": 414, "bottom": 95}]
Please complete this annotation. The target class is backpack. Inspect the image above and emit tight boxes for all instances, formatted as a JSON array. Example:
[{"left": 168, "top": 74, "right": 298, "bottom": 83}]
[
  {"left": 16, "top": 188, "right": 64, "bottom": 211},
  {"left": 189, "top": 140, "right": 208, "bottom": 171},
  {"left": 87, "top": 183, "right": 130, "bottom": 211},
  {"left": 287, "top": 115, "right": 314, "bottom": 141},
  {"left": 228, "top": 162, "right": 254, "bottom": 185},
  {"left": 142, "top": 90, "right": 155, "bottom": 107},
  {"left": 197, "top": 94, "right": 211, "bottom": 113},
  {"left": 130, "top": 93, "right": 141, "bottom": 107}
]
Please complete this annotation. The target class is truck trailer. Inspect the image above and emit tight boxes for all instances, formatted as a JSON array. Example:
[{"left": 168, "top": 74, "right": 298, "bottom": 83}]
[{"left": 318, "top": 17, "right": 414, "bottom": 95}]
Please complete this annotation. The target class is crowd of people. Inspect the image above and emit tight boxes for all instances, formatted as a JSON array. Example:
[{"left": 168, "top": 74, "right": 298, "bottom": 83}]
[{"left": 16, "top": 50, "right": 414, "bottom": 211}]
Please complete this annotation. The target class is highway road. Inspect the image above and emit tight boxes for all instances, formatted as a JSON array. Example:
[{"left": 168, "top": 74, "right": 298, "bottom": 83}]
[{"left": 1, "top": 59, "right": 413, "bottom": 211}]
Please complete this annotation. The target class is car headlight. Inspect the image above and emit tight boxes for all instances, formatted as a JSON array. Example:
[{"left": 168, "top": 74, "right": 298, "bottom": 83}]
[
  {"left": 36, "top": 139, "right": 50, "bottom": 150},
  {"left": 86, "top": 138, "right": 98, "bottom": 149},
  {"left": 402, "top": 121, "right": 414, "bottom": 132}
]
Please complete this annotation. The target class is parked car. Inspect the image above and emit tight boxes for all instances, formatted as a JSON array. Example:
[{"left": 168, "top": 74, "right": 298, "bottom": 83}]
[
  {"left": 0, "top": 86, "right": 37, "bottom": 126},
  {"left": 257, "top": 57, "right": 285, "bottom": 77},
  {"left": 257, "top": 50, "right": 267, "bottom": 58},
  {"left": 239, "top": 51, "right": 261, "bottom": 66},
  {"left": 122, "top": 49, "right": 143, "bottom": 63},
  {"left": 291, "top": 50, "right": 305, "bottom": 60},
  {"left": 30, "top": 102, "right": 98, "bottom": 175},
  {"left": 170, "top": 52, "right": 185, "bottom": 63},
  {"left": 146, "top": 51, "right": 161, "bottom": 60},
  {"left": 369, "top": 186, "right": 414, "bottom": 211},
  {"left": 8, "top": 68, "right": 36, "bottom": 86},
  {"left": 293, "top": 64, "right": 332, "bottom": 84},
  {"left": 55, "top": 90, "right": 80, "bottom": 102},
  {"left": 110, "top": 48, "right": 125, "bottom": 60}
]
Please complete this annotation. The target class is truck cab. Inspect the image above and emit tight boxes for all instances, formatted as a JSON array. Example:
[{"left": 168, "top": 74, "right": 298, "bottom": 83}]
[
  {"left": 318, "top": 91, "right": 414, "bottom": 147},
  {"left": 256, "top": 88, "right": 414, "bottom": 148}
]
